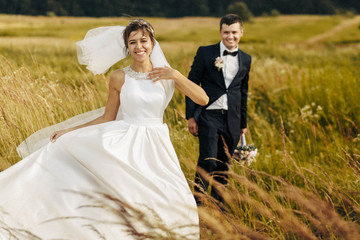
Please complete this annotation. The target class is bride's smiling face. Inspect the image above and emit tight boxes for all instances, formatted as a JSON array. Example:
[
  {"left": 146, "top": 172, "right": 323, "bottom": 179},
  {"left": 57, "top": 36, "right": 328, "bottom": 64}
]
[{"left": 128, "top": 30, "right": 153, "bottom": 62}]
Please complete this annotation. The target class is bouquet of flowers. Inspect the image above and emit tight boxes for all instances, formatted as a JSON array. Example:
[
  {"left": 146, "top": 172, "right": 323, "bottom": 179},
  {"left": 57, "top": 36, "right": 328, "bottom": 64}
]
[{"left": 233, "top": 134, "right": 257, "bottom": 165}]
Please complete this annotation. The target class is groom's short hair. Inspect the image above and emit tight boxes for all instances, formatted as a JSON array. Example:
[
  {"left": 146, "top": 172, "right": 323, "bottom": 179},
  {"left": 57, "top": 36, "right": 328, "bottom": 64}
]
[{"left": 220, "top": 14, "right": 243, "bottom": 29}]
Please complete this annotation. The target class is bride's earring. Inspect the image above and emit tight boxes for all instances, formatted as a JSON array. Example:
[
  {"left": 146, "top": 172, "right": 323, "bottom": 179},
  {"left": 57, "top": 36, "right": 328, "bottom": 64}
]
[{"left": 124, "top": 48, "right": 130, "bottom": 56}]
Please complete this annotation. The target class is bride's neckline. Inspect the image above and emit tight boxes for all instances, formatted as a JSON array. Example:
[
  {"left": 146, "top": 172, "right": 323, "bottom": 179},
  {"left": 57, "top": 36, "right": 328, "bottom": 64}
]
[{"left": 124, "top": 66, "right": 152, "bottom": 80}]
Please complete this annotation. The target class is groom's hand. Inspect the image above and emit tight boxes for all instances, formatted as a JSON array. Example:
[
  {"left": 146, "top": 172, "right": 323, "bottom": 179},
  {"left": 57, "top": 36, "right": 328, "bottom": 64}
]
[
  {"left": 188, "top": 117, "right": 198, "bottom": 137},
  {"left": 241, "top": 128, "right": 247, "bottom": 135}
]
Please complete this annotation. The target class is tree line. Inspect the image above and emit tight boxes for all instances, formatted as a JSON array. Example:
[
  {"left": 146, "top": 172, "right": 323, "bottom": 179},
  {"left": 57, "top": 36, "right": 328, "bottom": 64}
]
[{"left": 0, "top": 0, "right": 358, "bottom": 17}]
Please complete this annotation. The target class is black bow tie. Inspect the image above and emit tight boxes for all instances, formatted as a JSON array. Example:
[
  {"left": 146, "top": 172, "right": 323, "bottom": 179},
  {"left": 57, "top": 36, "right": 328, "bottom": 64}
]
[{"left": 223, "top": 50, "right": 238, "bottom": 56}]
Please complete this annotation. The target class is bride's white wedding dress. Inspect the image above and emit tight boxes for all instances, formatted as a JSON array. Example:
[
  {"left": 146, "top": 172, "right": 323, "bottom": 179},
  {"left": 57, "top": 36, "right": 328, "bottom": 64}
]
[{"left": 0, "top": 66, "right": 199, "bottom": 240}]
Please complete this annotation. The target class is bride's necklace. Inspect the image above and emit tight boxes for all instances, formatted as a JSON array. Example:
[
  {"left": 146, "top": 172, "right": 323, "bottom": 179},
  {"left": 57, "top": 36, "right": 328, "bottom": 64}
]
[{"left": 124, "top": 66, "right": 152, "bottom": 80}]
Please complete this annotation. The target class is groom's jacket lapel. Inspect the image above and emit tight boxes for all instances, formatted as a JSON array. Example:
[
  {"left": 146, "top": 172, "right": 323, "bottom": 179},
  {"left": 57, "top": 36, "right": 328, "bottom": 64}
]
[
  {"left": 228, "top": 49, "right": 247, "bottom": 89},
  {"left": 212, "top": 43, "right": 226, "bottom": 88},
  {"left": 210, "top": 44, "right": 246, "bottom": 90},
  {"left": 198, "top": 43, "right": 226, "bottom": 109}
]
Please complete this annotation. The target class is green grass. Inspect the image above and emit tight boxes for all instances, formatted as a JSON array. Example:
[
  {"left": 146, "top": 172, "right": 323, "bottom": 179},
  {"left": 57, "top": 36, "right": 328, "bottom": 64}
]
[
  {"left": 327, "top": 24, "right": 360, "bottom": 44},
  {"left": 245, "top": 15, "right": 341, "bottom": 43},
  {"left": 1, "top": 14, "right": 360, "bottom": 239}
]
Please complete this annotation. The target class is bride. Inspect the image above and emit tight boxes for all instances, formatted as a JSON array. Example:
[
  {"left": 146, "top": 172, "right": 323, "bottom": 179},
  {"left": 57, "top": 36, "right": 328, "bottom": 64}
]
[{"left": 0, "top": 19, "right": 208, "bottom": 239}]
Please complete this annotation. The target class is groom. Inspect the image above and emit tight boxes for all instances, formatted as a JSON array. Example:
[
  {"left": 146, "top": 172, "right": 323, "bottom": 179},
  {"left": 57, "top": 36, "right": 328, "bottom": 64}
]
[{"left": 186, "top": 14, "right": 251, "bottom": 204}]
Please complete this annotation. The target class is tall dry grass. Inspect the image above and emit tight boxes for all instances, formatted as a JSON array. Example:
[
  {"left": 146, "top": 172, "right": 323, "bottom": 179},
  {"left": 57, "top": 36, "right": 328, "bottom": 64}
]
[{"left": 0, "top": 55, "right": 109, "bottom": 169}]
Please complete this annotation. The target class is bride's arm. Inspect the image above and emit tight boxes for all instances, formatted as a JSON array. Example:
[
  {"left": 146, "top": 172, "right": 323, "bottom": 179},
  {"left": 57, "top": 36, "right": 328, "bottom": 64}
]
[
  {"left": 148, "top": 66, "right": 209, "bottom": 106},
  {"left": 50, "top": 70, "right": 124, "bottom": 142}
]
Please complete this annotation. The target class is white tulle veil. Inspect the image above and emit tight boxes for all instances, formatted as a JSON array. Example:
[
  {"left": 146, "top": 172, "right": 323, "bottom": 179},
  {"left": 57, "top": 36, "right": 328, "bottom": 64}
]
[{"left": 17, "top": 25, "right": 174, "bottom": 158}]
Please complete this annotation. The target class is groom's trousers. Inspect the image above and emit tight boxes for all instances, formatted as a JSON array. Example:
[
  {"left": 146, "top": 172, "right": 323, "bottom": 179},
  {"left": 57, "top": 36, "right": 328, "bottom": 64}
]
[{"left": 194, "top": 109, "right": 240, "bottom": 204}]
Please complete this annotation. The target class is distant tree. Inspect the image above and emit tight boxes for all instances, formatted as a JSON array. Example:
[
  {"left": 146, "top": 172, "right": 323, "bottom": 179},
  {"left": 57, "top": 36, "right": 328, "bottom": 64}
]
[
  {"left": 313, "top": 0, "right": 336, "bottom": 14},
  {"left": 18, "top": 0, "right": 31, "bottom": 13},
  {"left": 207, "top": 0, "right": 231, "bottom": 16},
  {"left": 270, "top": 9, "right": 280, "bottom": 16},
  {"left": 227, "top": 1, "right": 253, "bottom": 21},
  {"left": 30, "top": 0, "right": 47, "bottom": 15},
  {"left": 241, "top": 0, "right": 338, "bottom": 15},
  {"left": 0, "top": 0, "right": 7, "bottom": 13},
  {"left": 241, "top": 0, "right": 272, "bottom": 16},
  {"left": 192, "top": 0, "right": 209, "bottom": 16},
  {"left": 67, "top": 2, "right": 84, "bottom": 16},
  {"left": 335, "top": 0, "right": 360, "bottom": 12},
  {"left": 46, "top": 0, "right": 68, "bottom": 16},
  {"left": 344, "top": 10, "right": 356, "bottom": 18},
  {"left": 161, "top": 0, "right": 209, "bottom": 17},
  {"left": 46, "top": 11, "right": 56, "bottom": 17},
  {"left": 0, "top": 0, "right": 360, "bottom": 17}
]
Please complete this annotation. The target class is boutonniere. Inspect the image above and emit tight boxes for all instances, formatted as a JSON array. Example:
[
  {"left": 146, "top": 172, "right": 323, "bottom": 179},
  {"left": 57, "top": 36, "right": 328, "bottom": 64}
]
[{"left": 214, "top": 57, "right": 224, "bottom": 71}]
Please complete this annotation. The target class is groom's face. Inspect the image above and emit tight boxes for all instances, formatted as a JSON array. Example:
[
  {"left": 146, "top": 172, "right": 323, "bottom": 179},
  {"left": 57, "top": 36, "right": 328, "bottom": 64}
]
[{"left": 220, "top": 23, "right": 243, "bottom": 51}]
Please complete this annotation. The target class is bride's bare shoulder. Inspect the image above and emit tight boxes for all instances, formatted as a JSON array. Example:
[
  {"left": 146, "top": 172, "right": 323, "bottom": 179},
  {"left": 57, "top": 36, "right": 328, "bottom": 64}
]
[
  {"left": 109, "top": 69, "right": 125, "bottom": 90},
  {"left": 110, "top": 69, "right": 125, "bottom": 81}
]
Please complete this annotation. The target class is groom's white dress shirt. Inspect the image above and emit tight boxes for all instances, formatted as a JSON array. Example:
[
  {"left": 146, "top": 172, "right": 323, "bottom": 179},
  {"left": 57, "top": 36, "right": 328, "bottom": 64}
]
[{"left": 206, "top": 41, "right": 239, "bottom": 111}]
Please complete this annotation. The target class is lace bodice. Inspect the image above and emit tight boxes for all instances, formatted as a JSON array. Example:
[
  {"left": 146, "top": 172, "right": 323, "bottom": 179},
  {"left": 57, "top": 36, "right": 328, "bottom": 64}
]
[
  {"left": 123, "top": 66, "right": 152, "bottom": 80},
  {"left": 120, "top": 66, "right": 167, "bottom": 124}
]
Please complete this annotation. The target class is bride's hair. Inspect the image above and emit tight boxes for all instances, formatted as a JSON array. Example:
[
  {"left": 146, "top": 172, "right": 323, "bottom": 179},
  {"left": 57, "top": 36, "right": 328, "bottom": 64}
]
[{"left": 123, "top": 19, "right": 155, "bottom": 51}]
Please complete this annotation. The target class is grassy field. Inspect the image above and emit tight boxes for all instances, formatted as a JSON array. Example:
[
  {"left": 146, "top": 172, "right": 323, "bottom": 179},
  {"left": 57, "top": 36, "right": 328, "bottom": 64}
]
[{"left": 1, "top": 14, "right": 360, "bottom": 239}]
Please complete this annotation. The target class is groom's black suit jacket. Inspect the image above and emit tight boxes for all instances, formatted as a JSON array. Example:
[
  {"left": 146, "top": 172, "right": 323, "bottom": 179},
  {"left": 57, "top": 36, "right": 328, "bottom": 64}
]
[{"left": 186, "top": 42, "right": 251, "bottom": 136}]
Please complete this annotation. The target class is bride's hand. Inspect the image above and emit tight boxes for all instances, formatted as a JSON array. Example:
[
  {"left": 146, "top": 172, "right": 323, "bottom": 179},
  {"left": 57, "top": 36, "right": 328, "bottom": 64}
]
[
  {"left": 148, "top": 66, "right": 179, "bottom": 82},
  {"left": 50, "top": 129, "right": 69, "bottom": 143}
]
